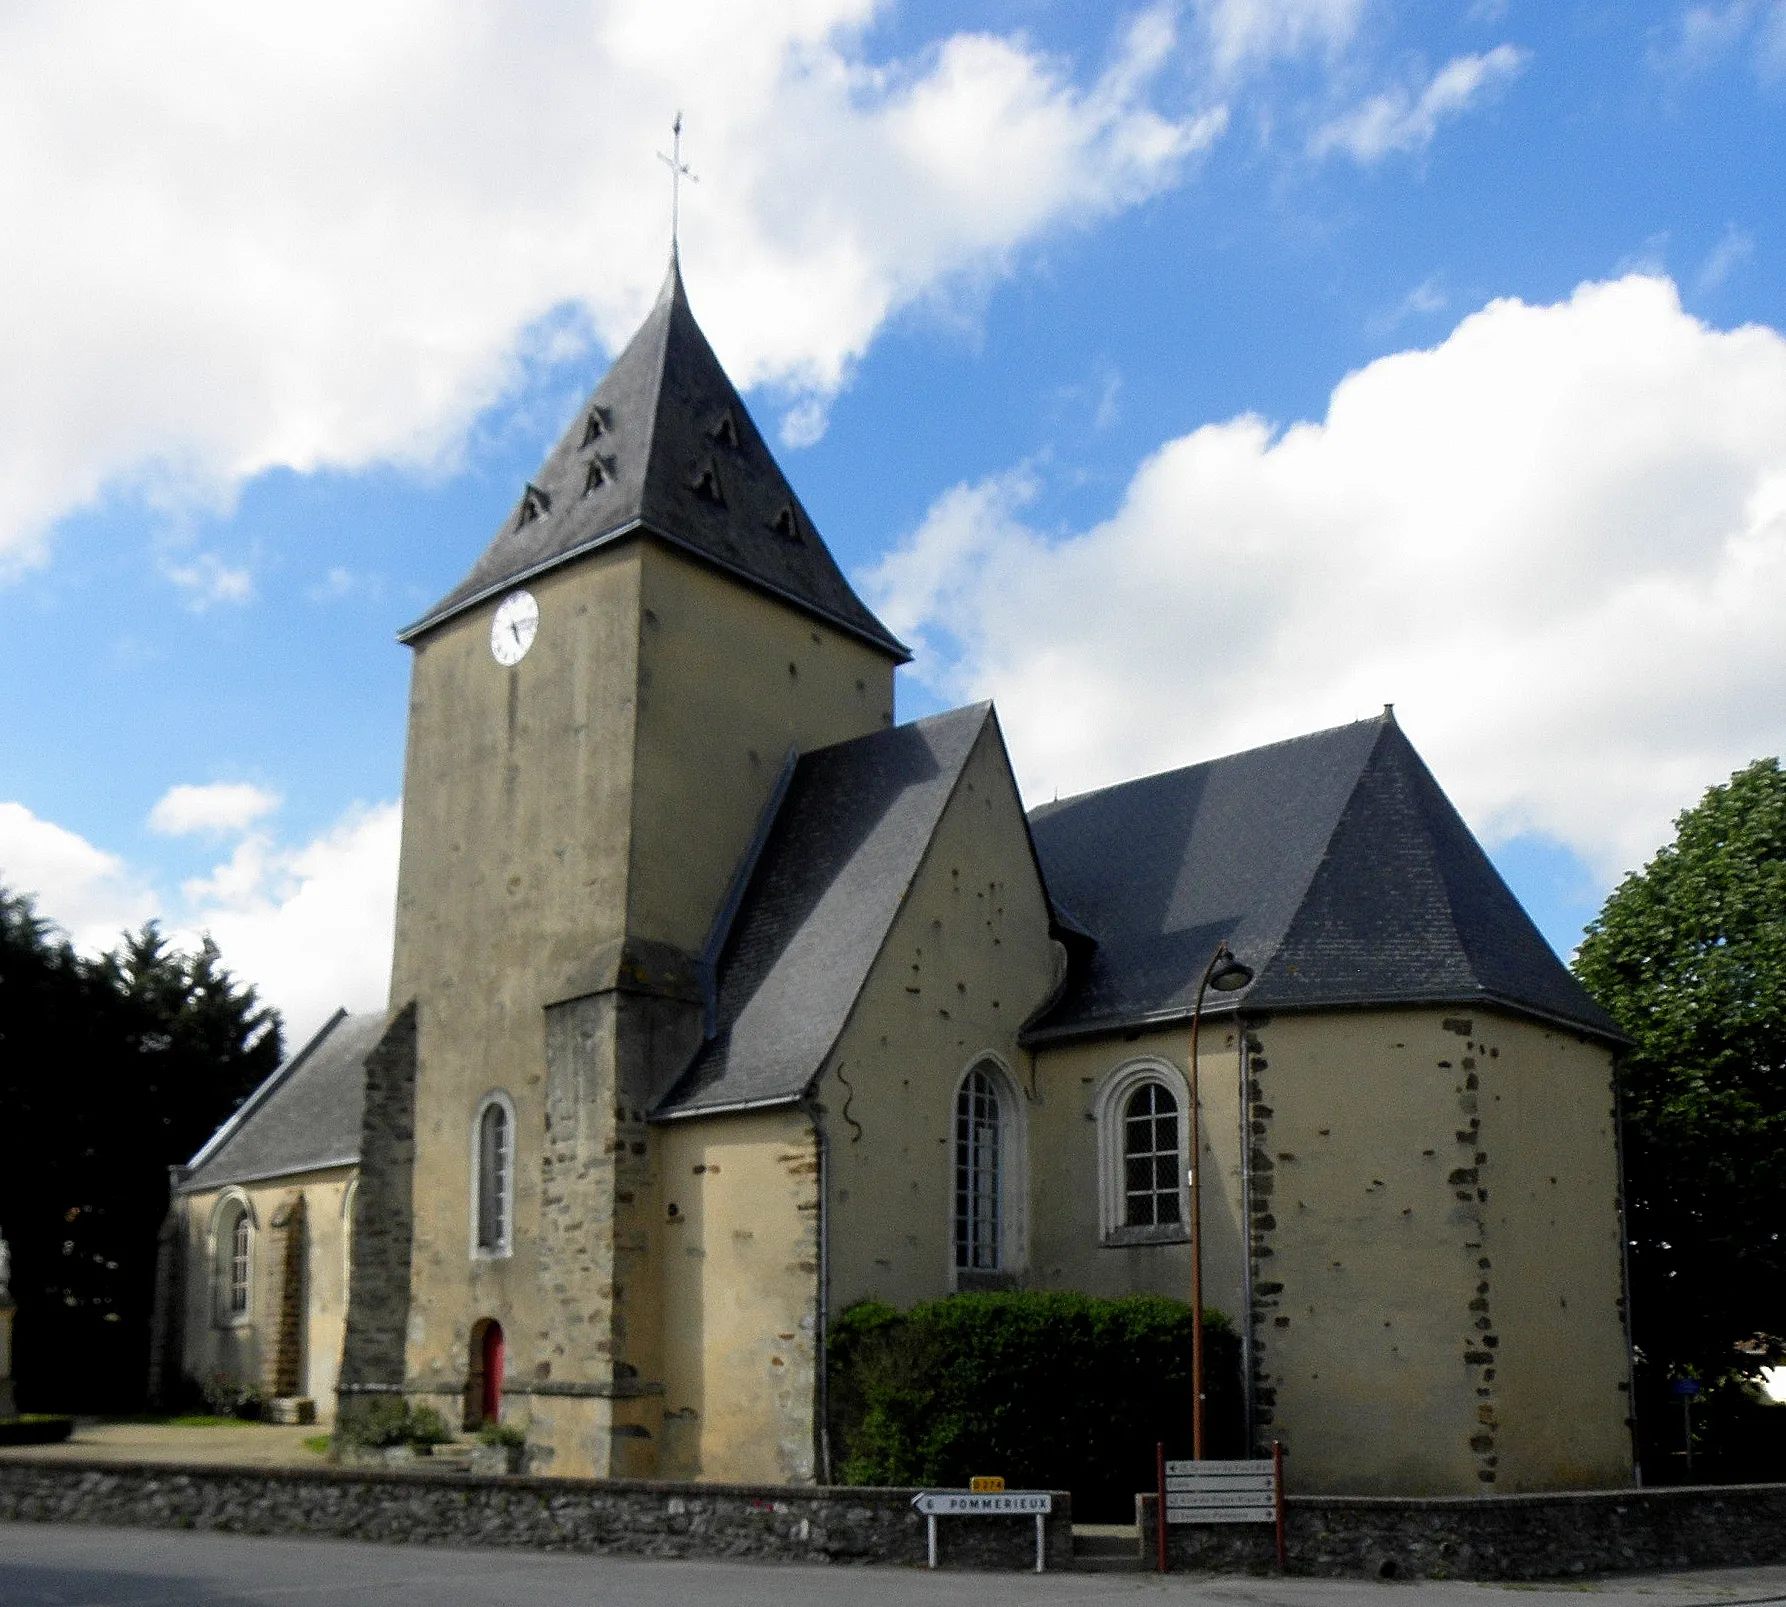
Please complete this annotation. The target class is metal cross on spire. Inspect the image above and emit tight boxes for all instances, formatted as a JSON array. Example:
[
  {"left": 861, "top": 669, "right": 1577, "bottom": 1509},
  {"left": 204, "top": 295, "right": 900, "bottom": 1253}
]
[{"left": 657, "top": 112, "right": 699, "bottom": 255}]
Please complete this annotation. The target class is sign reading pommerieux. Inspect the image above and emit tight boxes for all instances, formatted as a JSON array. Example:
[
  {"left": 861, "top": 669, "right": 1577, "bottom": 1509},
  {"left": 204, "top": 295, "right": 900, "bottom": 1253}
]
[{"left": 913, "top": 1491, "right": 1051, "bottom": 1515}]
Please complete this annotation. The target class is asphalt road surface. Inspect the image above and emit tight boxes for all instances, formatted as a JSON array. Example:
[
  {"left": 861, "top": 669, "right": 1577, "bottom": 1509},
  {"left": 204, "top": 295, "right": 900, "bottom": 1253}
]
[{"left": 9, "top": 1525, "right": 1786, "bottom": 1607}]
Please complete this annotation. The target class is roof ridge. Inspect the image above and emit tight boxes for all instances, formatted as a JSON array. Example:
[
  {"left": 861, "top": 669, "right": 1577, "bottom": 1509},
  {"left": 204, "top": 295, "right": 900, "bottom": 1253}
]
[
  {"left": 784, "top": 704, "right": 999, "bottom": 1098},
  {"left": 1224, "top": 718, "right": 1391, "bottom": 1005},
  {"left": 633, "top": 257, "right": 680, "bottom": 536},
  {"left": 654, "top": 703, "right": 995, "bottom": 1120},
  {"left": 1033, "top": 711, "right": 1391, "bottom": 819}
]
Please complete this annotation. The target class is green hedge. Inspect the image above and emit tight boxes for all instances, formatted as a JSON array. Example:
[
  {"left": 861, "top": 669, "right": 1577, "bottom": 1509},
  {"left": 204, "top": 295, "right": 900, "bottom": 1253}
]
[{"left": 828, "top": 1291, "right": 1242, "bottom": 1522}]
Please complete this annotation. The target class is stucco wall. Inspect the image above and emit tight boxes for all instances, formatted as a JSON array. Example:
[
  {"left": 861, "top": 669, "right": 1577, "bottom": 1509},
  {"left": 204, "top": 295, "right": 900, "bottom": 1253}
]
[
  {"left": 1025, "top": 1022, "right": 1248, "bottom": 1319},
  {"left": 819, "top": 716, "right": 1059, "bottom": 1312},
  {"left": 629, "top": 543, "right": 897, "bottom": 955},
  {"left": 178, "top": 1167, "right": 356, "bottom": 1418},
  {"left": 1243, "top": 1008, "right": 1630, "bottom": 1495},
  {"left": 657, "top": 1107, "right": 821, "bottom": 1484}
]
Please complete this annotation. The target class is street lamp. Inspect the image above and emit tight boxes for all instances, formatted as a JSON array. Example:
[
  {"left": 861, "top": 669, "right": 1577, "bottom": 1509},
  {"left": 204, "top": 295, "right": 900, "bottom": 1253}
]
[{"left": 1190, "top": 940, "right": 1253, "bottom": 1460}]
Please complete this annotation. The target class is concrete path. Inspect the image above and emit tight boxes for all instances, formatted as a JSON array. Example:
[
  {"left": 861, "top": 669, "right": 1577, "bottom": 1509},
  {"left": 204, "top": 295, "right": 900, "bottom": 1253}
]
[
  {"left": 0, "top": 1420, "right": 326, "bottom": 1467},
  {"left": 8, "top": 1525, "right": 1786, "bottom": 1607}
]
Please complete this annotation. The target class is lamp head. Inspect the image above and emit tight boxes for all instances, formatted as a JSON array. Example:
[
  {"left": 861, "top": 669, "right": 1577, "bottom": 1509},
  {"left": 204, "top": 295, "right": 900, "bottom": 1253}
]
[{"left": 1207, "top": 946, "right": 1254, "bottom": 993}]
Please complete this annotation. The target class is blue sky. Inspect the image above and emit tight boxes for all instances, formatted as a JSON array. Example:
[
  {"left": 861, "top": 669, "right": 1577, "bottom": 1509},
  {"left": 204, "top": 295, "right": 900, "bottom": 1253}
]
[{"left": 2, "top": 0, "right": 1784, "bottom": 1040}]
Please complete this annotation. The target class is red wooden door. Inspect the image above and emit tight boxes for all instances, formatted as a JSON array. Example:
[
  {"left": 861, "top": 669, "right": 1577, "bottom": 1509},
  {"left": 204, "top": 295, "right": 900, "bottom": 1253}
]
[{"left": 481, "top": 1320, "right": 504, "bottom": 1424}]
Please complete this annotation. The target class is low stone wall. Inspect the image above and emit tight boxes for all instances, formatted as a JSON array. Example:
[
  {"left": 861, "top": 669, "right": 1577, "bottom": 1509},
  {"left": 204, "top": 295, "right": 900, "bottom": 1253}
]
[
  {"left": 0, "top": 1458, "right": 1071, "bottom": 1571},
  {"left": 1138, "top": 1483, "right": 1786, "bottom": 1579}
]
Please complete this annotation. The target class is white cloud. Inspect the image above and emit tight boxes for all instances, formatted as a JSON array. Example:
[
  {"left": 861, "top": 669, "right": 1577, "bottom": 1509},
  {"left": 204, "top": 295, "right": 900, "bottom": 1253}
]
[
  {"left": 161, "top": 552, "right": 255, "bottom": 609},
  {"left": 868, "top": 275, "right": 1786, "bottom": 883},
  {"left": 0, "top": 802, "right": 157, "bottom": 953},
  {"left": 175, "top": 804, "right": 400, "bottom": 1047},
  {"left": 1195, "top": 0, "right": 1367, "bottom": 74},
  {"left": 1697, "top": 223, "right": 1756, "bottom": 291},
  {"left": 1651, "top": 1, "right": 1786, "bottom": 78},
  {"left": 0, "top": 0, "right": 1218, "bottom": 578},
  {"left": 1312, "top": 45, "right": 1528, "bottom": 161},
  {"left": 149, "top": 782, "right": 281, "bottom": 836},
  {"left": 1, "top": 793, "right": 396, "bottom": 1049}
]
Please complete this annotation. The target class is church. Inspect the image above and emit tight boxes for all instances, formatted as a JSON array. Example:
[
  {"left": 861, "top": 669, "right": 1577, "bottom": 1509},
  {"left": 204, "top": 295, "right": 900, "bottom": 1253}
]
[{"left": 153, "top": 258, "right": 1635, "bottom": 1498}]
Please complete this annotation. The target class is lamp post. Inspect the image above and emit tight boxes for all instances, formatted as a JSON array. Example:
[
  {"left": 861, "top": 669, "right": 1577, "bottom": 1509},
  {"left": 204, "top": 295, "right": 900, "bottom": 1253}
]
[{"left": 1189, "top": 941, "right": 1253, "bottom": 1460}]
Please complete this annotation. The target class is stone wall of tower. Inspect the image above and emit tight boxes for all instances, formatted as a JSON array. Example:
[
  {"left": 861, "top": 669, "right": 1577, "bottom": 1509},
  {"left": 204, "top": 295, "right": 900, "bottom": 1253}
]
[
  {"left": 373, "top": 532, "right": 898, "bottom": 1478},
  {"left": 626, "top": 542, "right": 896, "bottom": 954}
]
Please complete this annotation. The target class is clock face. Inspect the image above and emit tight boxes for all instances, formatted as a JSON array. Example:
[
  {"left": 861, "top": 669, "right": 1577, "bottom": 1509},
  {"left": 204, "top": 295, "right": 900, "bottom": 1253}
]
[{"left": 490, "top": 590, "right": 539, "bottom": 666}]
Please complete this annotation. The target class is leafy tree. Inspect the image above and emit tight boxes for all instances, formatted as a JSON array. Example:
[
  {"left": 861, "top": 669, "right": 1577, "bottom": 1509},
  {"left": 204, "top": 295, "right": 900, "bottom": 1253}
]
[
  {"left": 0, "top": 889, "right": 281, "bottom": 1412},
  {"left": 1574, "top": 759, "right": 1786, "bottom": 1465}
]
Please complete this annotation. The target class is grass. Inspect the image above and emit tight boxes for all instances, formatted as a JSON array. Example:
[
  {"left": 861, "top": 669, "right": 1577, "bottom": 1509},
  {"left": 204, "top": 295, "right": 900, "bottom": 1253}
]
[
  {"left": 301, "top": 1434, "right": 331, "bottom": 1456},
  {"left": 110, "top": 1413, "right": 255, "bottom": 1428}
]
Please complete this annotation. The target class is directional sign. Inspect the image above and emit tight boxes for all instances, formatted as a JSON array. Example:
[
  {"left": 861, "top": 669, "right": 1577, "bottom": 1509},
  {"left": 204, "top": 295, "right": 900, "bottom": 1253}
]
[
  {"left": 1162, "top": 1460, "right": 1277, "bottom": 1526},
  {"left": 913, "top": 1490, "right": 1051, "bottom": 1515}
]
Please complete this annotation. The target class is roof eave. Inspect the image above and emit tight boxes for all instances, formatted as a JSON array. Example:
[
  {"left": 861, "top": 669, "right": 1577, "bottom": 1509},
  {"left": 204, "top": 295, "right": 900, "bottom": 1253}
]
[
  {"left": 177, "top": 1153, "right": 361, "bottom": 1196},
  {"left": 397, "top": 518, "right": 911, "bottom": 663},
  {"left": 1020, "top": 988, "right": 1628, "bottom": 1049},
  {"left": 650, "top": 1090, "right": 805, "bottom": 1124}
]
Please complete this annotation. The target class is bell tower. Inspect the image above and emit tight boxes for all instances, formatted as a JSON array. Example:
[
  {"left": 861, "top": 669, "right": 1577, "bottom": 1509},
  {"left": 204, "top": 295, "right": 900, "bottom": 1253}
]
[{"left": 337, "top": 260, "right": 905, "bottom": 1476}]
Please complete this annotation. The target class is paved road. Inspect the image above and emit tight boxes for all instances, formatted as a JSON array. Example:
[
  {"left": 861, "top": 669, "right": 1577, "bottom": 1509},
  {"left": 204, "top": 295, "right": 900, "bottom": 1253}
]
[{"left": 9, "top": 1526, "right": 1786, "bottom": 1607}]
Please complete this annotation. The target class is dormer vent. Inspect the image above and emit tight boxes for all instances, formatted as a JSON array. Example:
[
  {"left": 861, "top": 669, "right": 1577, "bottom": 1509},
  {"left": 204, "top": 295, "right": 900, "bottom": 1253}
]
[
  {"left": 768, "top": 503, "right": 803, "bottom": 544},
  {"left": 689, "top": 459, "right": 725, "bottom": 505},
  {"left": 580, "top": 408, "right": 609, "bottom": 448},
  {"left": 516, "top": 483, "right": 551, "bottom": 527},
  {"left": 583, "top": 456, "right": 615, "bottom": 496},
  {"left": 708, "top": 410, "right": 741, "bottom": 450}
]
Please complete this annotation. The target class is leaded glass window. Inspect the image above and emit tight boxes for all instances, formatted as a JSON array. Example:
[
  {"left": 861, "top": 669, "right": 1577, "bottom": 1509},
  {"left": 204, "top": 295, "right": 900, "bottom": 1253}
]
[
  {"left": 954, "top": 1068, "right": 1002, "bottom": 1270},
  {"left": 1123, "top": 1082, "right": 1181, "bottom": 1227},
  {"left": 476, "top": 1100, "right": 511, "bottom": 1253},
  {"left": 229, "top": 1209, "right": 251, "bottom": 1315}
]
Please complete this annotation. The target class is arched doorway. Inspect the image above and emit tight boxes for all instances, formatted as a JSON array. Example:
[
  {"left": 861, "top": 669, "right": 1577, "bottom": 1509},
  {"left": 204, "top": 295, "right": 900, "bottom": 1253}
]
[{"left": 465, "top": 1318, "right": 504, "bottom": 1431}]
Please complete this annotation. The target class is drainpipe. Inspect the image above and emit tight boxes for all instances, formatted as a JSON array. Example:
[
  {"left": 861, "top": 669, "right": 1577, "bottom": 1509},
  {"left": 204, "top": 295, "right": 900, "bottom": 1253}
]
[
  {"left": 1236, "top": 1015, "right": 1257, "bottom": 1454},
  {"left": 803, "top": 1092, "right": 833, "bottom": 1485},
  {"left": 1611, "top": 1064, "right": 1642, "bottom": 1486}
]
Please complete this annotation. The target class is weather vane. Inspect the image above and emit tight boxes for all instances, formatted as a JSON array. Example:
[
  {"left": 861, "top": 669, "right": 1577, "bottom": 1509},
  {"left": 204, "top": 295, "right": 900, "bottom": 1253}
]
[{"left": 657, "top": 112, "right": 699, "bottom": 254}]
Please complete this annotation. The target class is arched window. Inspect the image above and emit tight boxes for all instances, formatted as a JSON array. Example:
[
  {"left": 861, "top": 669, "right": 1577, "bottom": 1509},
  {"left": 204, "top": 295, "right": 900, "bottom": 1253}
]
[
  {"left": 472, "top": 1093, "right": 515, "bottom": 1257},
  {"left": 954, "top": 1067, "right": 1003, "bottom": 1272},
  {"left": 1122, "top": 1082, "right": 1181, "bottom": 1227},
  {"left": 1096, "top": 1061, "right": 1191, "bottom": 1245},
  {"left": 212, "top": 1193, "right": 254, "bottom": 1325},
  {"left": 230, "top": 1212, "right": 251, "bottom": 1313}
]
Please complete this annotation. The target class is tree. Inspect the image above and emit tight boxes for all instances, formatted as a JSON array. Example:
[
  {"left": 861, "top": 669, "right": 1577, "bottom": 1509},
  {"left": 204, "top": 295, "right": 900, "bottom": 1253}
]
[
  {"left": 0, "top": 890, "right": 281, "bottom": 1412},
  {"left": 1574, "top": 759, "right": 1786, "bottom": 1416}
]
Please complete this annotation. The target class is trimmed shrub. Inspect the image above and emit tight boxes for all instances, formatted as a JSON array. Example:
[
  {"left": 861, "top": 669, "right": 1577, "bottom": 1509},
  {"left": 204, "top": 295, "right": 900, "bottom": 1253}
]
[
  {"left": 828, "top": 1291, "right": 1242, "bottom": 1521},
  {"left": 335, "top": 1398, "right": 453, "bottom": 1451}
]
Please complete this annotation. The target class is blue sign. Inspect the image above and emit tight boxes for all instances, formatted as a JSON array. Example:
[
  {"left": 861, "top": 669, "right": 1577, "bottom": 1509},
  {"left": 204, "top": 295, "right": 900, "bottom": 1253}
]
[{"left": 1671, "top": 1379, "right": 1701, "bottom": 1396}]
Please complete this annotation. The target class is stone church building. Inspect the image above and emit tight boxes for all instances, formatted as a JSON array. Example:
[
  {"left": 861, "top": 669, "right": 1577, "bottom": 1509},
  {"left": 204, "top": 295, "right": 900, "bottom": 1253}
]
[{"left": 155, "top": 260, "right": 1634, "bottom": 1496}]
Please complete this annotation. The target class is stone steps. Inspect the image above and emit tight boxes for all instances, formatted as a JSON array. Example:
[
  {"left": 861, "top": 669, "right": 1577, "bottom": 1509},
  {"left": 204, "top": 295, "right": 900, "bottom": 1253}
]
[{"left": 1072, "top": 1524, "right": 1144, "bottom": 1572}]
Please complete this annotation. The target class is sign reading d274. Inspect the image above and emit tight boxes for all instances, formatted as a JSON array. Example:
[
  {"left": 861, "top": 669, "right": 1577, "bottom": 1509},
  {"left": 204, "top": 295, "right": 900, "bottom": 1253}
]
[{"left": 913, "top": 1491, "right": 1052, "bottom": 1515}]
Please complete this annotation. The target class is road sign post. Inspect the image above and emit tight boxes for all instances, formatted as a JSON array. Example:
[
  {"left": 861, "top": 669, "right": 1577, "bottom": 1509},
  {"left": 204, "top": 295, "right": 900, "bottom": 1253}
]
[
  {"left": 912, "top": 1490, "right": 1053, "bottom": 1573},
  {"left": 1155, "top": 1452, "right": 1286, "bottom": 1573}
]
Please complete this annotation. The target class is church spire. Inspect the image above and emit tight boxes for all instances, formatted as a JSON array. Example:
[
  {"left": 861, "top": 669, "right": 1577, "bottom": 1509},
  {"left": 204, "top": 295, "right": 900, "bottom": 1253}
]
[{"left": 401, "top": 262, "right": 908, "bottom": 662}]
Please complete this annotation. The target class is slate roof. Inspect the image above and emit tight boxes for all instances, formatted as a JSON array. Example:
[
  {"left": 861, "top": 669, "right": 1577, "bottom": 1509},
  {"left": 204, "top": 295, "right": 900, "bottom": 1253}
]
[
  {"left": 179, "top": 1009, "right": 382, "bottom": 1192},
  {"left": 655, "top": 704, "right": 994, "bottom": 1119},
  {"left": 1024, "top": 712, "right": 1623, "bottom": 1045},
  {"left": 400, "top": 258, "right": 908, "bottom": 661}
]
